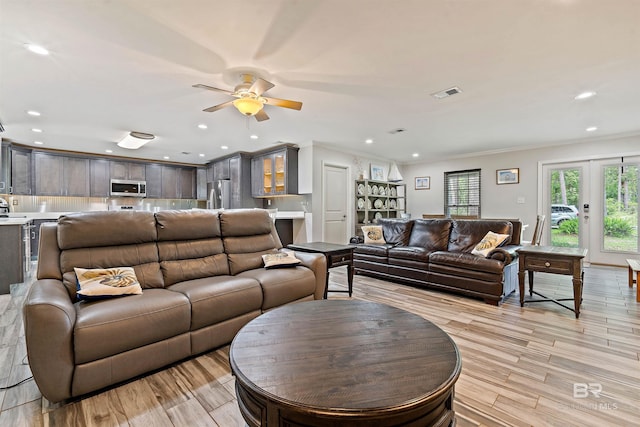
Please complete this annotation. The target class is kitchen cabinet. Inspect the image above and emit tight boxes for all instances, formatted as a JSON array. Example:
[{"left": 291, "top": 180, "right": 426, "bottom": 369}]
[
  {"left": 229, "top": 153, "right": 260, "bottom": 209},
  {"left": 34, "top": 153, "right": 90, "bottom": 196},
  {"left": 11, "top": 147, "right": 32, "bottom": 195},
  {"left": 110, "top": 161, "right": 146, "bottom": 181},
  {"left": 179, "top": 167, "right": 196, "bottom": 199},
  {"left": 213, "top": 158, "right": 230, "bottom": 181},
  {"left": 196, "top": 167, "right": 207, "bottom": 200},
  {"left": 0, "top": 143, "right": 10, "bottom": 193},
  {"left": 90, "top": 159, "right": 110, "bottom": 197},
  {"left": 0, "top": 220, "right": 32, "bottom": 294},
  {"left": 251, "top": 146, "right": 298, "bottom": 197},
  {"left": 161, "top": 166, "right": 179, "bottom": 199},
  {"left": 355, "top": 179, "right": 406, "bottom": 236},
  {"left": 145, "top": 163, "right": 162, "bottom": 198}
]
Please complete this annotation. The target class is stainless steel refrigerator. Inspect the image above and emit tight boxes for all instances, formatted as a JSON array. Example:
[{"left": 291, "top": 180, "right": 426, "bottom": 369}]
[{"left": 207, "top": 180, "right": 231, "bottom": 209}]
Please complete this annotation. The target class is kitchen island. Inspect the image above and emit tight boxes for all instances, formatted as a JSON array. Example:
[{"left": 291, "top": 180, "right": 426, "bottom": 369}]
[{"left": 0, "top": 217, "right": 33, "bottom": 294}]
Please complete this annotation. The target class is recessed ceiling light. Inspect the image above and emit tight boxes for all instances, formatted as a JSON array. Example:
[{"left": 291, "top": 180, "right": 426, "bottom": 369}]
[
  {"left": 412, "top": 153, "right": 419, "bottom": 158},
  {"left": 34, "top": 141, "right": 44, "bottom": 145},
  {"left": 199, "top": 153, "right": 205, "bottom": 157},
  {"left": 250, "top": 135, "right": 259, "bottom": 140},
  {"left": 365, "top": 139, "right": 373, "bottom": 144},
  {"left": 163, "top": 156, "right": 170, "bottom": 160},
  {"left": 197, "top": 124, "right": 207, "bottom": 129},
  {"left": 221, "top": 145, "right": 229, "bottom": 150},
  {"left": 32, "top": 128, "right": 42, "bottom": 133},
  {"left": 27, "top": 110, "right": 41, "bottom": 116},
  {"left": 586, "top": 126, "right": 598, "bottom": 132},
  {"left": 574, "top": 91, "right": 596, "bottom": 100},
  {"left": 25, "top": 44, "right": 49, "bottom": 55}
]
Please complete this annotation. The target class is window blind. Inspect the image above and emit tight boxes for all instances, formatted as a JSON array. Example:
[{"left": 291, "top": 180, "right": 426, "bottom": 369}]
[{"left": 445, "top": 169, "right": 481, "bottom": 217}]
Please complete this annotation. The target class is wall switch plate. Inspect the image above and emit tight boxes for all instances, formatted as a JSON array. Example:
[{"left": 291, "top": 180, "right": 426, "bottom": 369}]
[
  {"left": 517, "top": 197, "right": 525, "bottom": 204},
  {"left": 12, "top": 199, "right": 18, "bottom": 205}
]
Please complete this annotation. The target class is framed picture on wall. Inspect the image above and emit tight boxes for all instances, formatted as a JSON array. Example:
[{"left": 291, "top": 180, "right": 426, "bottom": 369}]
[
  {"left": 496, "top": 168, "right": 519, "bottom": 185},
  {"left": 370, "top": 164, "right": 386, "bottom": 181},
  {"left": 415, "top": 176, "right": 431, "bottom": 190}
]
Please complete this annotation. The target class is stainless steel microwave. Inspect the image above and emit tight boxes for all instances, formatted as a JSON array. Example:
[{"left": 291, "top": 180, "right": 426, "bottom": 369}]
[{"left": 110, "top": 179, "right": 147, "bottom": 197}]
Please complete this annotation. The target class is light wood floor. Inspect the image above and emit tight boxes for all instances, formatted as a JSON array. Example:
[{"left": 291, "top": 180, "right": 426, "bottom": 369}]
[{"left": 0, "top": 264, "right": 638, "bottom": 426}]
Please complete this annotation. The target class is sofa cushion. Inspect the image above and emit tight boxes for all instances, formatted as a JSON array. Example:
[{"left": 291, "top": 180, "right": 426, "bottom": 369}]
[
  {"left": 155, "top": 210, "right": 221, "bottom": 241},
  {"left": 388, "top": 246, "right": 431, "bottom": 263},
  {"left": 407, "top": 219, "right": 452, "bottom": 251},
  {"left": 73, "top": 288, "right": 190, "bottom": 364},
  {"left": 353, "top": 243, "right": 394, "bottom": 257},
  {"left": 448, "top": 220, "right": 513, "bottom": 253},
  {"left": 168, "top": 276, "right": 263, "bottom": 330},
  {"left": 238, "top": 267, "right": 317, "bottom": 310},
  {"left": 377, "top": 219, "right": 414, "bottom": 245},
  {"left": 429, "top": 251, "right": 505, "bottom": 274}
]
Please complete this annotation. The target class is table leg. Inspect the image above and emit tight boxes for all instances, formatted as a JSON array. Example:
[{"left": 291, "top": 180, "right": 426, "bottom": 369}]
[
  {"left": 572, "top": 274, "right": 582, "bottom": 319},
  {"left": 323, "top": 256, "right": 330, "bottom": 299},
  {"left": 518, "top": 269, "right": 525, "bottom": 307},
  {"left": 528, "top": 270, "right": 534, "bottom": 296},
  {"left": 629, "top": 265, "right": 634, "bottom": 288},
  {"left": 636, "top": 271, "right": 640, "bottom": 302},
  {"left": 347, "top": 263, "right": 353, "bottom": 297}
]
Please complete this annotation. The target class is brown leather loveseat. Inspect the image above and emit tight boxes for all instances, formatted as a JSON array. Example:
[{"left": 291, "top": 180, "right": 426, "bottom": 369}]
[
  {"left": 23, "top": 209, "right": 326, "bottom": 403},
  {"left": 352, "top": 218, "right": 522, "bottom": 305}
]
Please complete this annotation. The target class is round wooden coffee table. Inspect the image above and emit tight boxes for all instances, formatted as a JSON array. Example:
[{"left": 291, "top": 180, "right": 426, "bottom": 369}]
[{"left": 230, "top": 300, "right": 461, "bottom": 426}]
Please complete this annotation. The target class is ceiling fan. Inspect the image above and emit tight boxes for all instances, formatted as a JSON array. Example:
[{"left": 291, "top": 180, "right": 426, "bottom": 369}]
[{"left": 193, "top": 74, "right": 302, "bottom": 122}]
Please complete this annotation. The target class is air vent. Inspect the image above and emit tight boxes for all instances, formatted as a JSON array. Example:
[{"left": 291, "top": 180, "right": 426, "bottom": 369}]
[
  {"left": 431, "top": 86, "right": 462, "bottom": 99},
  {"left": 389, "top": 128, "right": 406, "bottom": 134}
]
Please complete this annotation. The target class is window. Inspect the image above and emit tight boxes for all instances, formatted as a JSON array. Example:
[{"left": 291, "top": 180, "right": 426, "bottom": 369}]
[
  {"left": 603, "top": 163, "right": 638, "bottom": 252},
  {"left": 445, "top": 169, "right": 481, "bottom": 217}
]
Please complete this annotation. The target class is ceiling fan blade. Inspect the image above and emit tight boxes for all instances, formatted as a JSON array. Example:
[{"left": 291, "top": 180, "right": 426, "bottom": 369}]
[
  {"left": 255, "top": 109, "right": 270, "bottom": 122},
  {"left": 249, "top": 78, "right": 275, "bottom": 96},
  {"left": 203, "top": 100, "right": 234, "bottom": 112},
  {"left": 262, "top": 97, "right": 303, "bottom": 110},
  {"left": 193, "top": 83, "right": 234, "bottom": 95}
]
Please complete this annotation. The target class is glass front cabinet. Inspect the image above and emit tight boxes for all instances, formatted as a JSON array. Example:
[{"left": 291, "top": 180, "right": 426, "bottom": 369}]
[
  {"left": 251, "top": 146, "right": 298, "bottom": 197},
  {"left": 355, "top": 179, "right": 406, "bottom": 236}
]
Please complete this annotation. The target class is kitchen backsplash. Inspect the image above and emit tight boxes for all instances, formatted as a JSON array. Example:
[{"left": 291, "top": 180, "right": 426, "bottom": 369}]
[{"left": 0, "top": 194, "right": 197, "bottom": 213}]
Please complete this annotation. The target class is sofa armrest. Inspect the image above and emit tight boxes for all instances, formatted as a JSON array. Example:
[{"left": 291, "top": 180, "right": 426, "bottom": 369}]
[
  {"left": 23, "top": 279, "right": 76, "bottom": 403},
  {"left": 487, "top": 245, "right": 520, "bottom": 264},
  {"left": 292, "top": 251, "right": 327, "bottom": 300}
]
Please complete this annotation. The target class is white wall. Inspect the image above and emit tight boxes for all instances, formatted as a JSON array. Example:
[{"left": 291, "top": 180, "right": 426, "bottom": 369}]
[{"left": 401, "top": 134, "right": 640, "bottom": 240}]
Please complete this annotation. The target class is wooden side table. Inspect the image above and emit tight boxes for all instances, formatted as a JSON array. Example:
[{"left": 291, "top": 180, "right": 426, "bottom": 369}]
[
  {"left": 288, "top": 242, "right": 354, "bottom": 298},
  {"left": 516, "top": 246, "right": 588, "bottom": 318}
]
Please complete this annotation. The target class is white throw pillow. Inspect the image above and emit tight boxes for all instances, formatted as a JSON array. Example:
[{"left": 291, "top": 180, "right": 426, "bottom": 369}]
[
  {"left": 361, "top": 225, "right": 387, "bottom": 245},
  {"left": 471, "top": 231, "right": 510, "bottom": 257}
]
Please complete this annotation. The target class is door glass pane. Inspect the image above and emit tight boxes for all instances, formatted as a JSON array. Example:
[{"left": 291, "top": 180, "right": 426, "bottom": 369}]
[
  {"left": 603, "top": 164, "right": 638, "bottom": 252},
  {"left": 550, "top": 168, "right": 580, "bottom": 247}
]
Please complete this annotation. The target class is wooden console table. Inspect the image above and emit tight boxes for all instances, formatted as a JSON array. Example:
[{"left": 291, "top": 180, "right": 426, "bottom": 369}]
[
  {"left": 230, "top": 300, "right": 461, "bottom": 426},
  {"left": 287, "top": 242, "right": 354, "bottom": 298},
  {"left": 517, "top": 246, "right": 588, "bottom": 318}
]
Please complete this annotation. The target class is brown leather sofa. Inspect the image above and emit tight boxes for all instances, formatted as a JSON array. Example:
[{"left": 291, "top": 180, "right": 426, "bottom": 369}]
[
  {"left": 352, "top": 218, "right": 522, "bottom": 305},
  {"left": 23, "top": 209, "right": 326, "bottom": 403}
]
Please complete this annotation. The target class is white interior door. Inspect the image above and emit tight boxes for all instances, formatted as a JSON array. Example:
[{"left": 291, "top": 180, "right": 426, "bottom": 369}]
[{"left": 322, "top": 163, "right": 348, "bottom": 244}]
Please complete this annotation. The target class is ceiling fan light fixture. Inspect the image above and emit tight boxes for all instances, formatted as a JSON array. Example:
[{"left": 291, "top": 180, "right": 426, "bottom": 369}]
[
  {"left": 117, "top": 131, "right": 155, "bottom": 149},
  {"left": 233, "top": 97, "right": 263, "bottom": 116}
]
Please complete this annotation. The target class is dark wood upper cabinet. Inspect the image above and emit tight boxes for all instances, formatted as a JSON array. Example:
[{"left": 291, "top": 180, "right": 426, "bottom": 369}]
[
  {"left": 34, "top": 152, "right": 89, "bottom": 196},
  {"left": 11, "top": 148, "right": 32, "bottom": 195},
  {"left": 90, "top": 159, "right": 110, "bottom": 197},
  {"left": 145, "top": 163, "right": 162, "bottom": 199},
  {"left": 110, "top": 161, "right": 146, "bottom": 181}
]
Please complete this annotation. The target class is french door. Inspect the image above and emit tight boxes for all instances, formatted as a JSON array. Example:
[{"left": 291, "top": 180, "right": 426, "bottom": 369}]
[{"left": 542, "top": 157, "right": 640, "bottom": 266}]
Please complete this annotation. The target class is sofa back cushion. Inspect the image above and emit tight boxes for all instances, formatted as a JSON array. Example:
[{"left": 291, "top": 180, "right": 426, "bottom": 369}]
[
  {"left": 448, "top": 220, "right": 513, "bottom": 253},
  {"left": 377, "top": 219, "right": 414, "bottom": 246},
  {"left": 155, "top": 210, "right": 229, "bottom": 286},
  {"left": 407, "top": 219, "right": 452, "bottom": 251},
  {"left": 57, "top": 211, "right": 163, "bottom": 299},
  {"left": 220, "top": 209, "right": 283, "bottom": 275}
]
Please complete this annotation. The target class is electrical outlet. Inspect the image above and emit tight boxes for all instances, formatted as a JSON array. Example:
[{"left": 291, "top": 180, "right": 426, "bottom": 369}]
[
  {"left": 12, "top": 199, "right": 18, "bottom": 205},
  {"left": 267, "top": 199, "right": 271, "bottom": 206},
  {"left": 517, "top": 197, "right": 525, "bottom": 204}
]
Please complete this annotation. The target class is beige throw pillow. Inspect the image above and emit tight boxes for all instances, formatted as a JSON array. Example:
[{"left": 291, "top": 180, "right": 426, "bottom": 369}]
[
  {"left": 471, "top": 231, "right": 510, "bottom": 257},
  {"left": 362, "top": 225, "right": 387, "bottom": 245},
  {"left": 75, "top": 267, "right": 142, "bottom": 300},
  {"left": 262, "top": 249, "right": 302, "bottom": 268}
]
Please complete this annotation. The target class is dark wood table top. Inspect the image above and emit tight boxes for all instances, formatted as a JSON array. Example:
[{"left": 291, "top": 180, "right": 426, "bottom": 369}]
[
  {"left": 230, "top": 300, "right": 461, "bottom": 415},
  {"left": 288, "top": 241, "right": 354, "bottom": 254},
  {"left": 516, "top": 245, "right": 588, "bottom": 258}
]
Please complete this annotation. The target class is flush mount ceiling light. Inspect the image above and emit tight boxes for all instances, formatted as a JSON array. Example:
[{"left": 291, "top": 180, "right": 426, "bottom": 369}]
[
  {"left": 117, "top": 131, "right": 155, "bottom": 149},
  {"left": 575, "top": 91, "right": 596, "bottom": 100},
  {"left": 25, "top": 44, "right": 49, "bottom": 55}
]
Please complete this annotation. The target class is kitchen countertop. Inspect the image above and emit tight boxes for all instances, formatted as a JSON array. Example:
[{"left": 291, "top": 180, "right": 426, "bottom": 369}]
[
  {"left": 0, "top": 217, "right": 33, "bottom": 226},
  {"left": 275, "top": 211, "right": 306, "bottom": 220},
  {"left": 5, "top": 210, "right": 308, "bottom": 221}
]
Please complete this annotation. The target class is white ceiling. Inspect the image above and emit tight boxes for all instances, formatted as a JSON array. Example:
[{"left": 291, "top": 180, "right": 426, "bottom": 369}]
[{"left": 1, "top": 0, "right": 640, "bottom": 165}]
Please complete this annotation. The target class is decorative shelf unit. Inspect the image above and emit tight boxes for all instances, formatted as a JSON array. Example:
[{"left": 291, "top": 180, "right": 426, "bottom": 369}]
[{"left": 355, "top": 179, "right": 406, "bottom": 236}]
